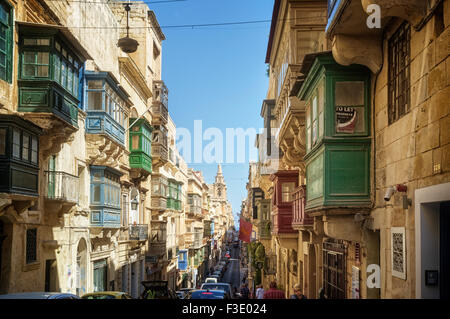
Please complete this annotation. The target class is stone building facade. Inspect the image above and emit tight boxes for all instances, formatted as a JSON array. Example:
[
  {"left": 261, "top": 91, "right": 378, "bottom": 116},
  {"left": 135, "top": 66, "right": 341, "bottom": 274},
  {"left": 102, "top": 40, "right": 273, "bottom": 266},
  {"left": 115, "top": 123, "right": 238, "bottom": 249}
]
[
  {"left": 246, "top": 0, "right": 449, "bottom": 299},
  {"left": 0, "top": 0, "right": 232, "bottom": 296}
]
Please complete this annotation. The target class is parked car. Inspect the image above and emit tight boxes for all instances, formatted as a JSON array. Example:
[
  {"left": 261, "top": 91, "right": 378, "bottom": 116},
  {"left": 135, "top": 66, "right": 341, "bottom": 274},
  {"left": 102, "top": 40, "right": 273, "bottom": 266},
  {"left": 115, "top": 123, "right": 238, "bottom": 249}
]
[
  {"left": 141, "top": 281, "right": 179, "bottom": 299},
  {"left": 212, "top": 271, "right": 222, "bottom": 278},
  {"left": 0, "top": 292, "right": 80, "bottom": 299},
  {"left": 200, "top": 283, "right": 233, "bottom": 299},
  {"left": 186, "top": 289, "right": 228, "bottom": 299},
  {"left": 204, "top": 277, "right": 218, "bottom": 284},
  {"left": 82, "top": 291, "right": 133, "bottom": 299},
  {"left": 175, "top": 291, "right": 186, "bottom": 299}
]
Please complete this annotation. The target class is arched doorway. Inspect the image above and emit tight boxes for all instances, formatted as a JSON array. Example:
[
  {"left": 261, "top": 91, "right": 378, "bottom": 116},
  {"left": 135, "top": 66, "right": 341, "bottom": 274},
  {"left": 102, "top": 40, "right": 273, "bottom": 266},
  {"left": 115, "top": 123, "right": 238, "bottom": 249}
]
[{"left": 76, "top": 238, "right": 87, "bottom": 296}]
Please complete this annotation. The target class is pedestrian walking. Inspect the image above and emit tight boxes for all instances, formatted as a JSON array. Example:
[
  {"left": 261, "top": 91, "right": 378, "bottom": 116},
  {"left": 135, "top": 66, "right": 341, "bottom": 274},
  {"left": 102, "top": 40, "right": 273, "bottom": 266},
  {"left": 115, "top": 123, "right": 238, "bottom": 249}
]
[
  {"left": 262, "top": 281, "right": 286, "bottom": 299},
  {"left": 240, "top": 283, "right": 250, "bottom": 299},
  {"left": 290, "top": 284, "right": 307, "bottom": 299},
  {"left": 255, "top": 284, "right": 265, "bottom": 299}
]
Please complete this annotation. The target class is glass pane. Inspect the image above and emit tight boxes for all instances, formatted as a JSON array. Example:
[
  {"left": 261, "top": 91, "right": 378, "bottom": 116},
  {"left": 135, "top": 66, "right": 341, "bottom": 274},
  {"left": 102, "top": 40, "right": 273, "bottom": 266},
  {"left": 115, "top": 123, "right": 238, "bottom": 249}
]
[
  {"left": 12, "top": 129, "right": 20, "bottom": 158},
  {"left": 55, "top": 41, "right": 61, "bottom": 52},
  {"left": 88, "top": 80, "right": 103, "bottom": 90},
  {"left": 88, "top": 91, "right": 103, "bottom": 111},
  {"left": 54, "top": 55, "right": 60, "bottom": 82},
  {"left": 93, "top": 184, "right": 100, "bottom": 202},
  {"left": 282, "top": 182, "right": 295, "bottom": 202},
  {"left": 132, "top": 135, "right": 139, "bottom": 150},
  {"left": 335, "top": 81, "right": 364, "bottom": 106},
  {"left": 38, "top": 38, "right": 50, "bottom": 45},
  {"left": 37, "top": 65, "right": 49, "bottom": 77},
  {"left": 22, "top": 133, "right": 29, "bottom": 160},
  {"left": 24, "top": 51, "right": 35, "bottom": 64},
  {"left": 37, "top": 52, "right": 49, "bottom": 64},
  {"left": 23, "top": 38, "right": 37, "bottom": 46}
]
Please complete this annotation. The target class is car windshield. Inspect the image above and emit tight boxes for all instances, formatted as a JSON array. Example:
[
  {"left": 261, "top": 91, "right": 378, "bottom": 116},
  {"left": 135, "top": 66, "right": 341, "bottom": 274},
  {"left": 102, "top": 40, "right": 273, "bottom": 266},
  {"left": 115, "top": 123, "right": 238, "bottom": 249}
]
[
  {"left": 190, "top": 291, "right": 224, "bottom": 299},
  {"left": 201, "top": 284, "right": 230, "bottom": 293}
]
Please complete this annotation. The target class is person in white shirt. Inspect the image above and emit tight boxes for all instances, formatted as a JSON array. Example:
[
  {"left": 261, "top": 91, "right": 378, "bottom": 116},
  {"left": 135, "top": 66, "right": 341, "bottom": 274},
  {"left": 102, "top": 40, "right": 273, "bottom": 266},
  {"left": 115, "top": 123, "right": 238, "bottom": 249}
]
[{"left": 255, "top": 285, "right": 265, "bottom": 299}]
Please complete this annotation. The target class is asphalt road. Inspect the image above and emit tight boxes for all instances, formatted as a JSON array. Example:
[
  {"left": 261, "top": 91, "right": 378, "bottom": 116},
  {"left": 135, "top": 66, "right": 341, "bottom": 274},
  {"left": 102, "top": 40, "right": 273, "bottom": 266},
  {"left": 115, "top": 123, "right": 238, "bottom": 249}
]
[{"left": 220, "top": 244, "right": 241, "bottom": 292}]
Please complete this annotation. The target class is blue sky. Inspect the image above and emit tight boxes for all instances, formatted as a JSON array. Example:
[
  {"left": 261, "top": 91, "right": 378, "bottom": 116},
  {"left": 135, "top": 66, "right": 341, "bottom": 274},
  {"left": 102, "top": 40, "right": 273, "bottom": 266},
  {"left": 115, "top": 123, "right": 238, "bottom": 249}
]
[{"left": 146, "top": 0, "right": 274, "bottom": 226}]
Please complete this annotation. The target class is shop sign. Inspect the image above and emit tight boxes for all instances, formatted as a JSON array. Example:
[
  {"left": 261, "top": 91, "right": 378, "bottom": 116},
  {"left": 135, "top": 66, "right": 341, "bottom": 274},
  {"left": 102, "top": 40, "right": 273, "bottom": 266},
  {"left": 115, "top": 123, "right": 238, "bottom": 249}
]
[{"left": 336, "top": 106, "right": 356, "bottom": 133}]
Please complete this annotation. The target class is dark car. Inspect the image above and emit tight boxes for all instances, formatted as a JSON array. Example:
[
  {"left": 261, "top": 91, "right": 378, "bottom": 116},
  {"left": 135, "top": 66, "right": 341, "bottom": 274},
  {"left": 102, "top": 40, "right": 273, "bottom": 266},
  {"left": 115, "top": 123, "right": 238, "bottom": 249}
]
[
  {"left": 0, "top": 292, "right": 80, "bottom": 299},
  {"left": 186, "top": 289, "right": 228, "bottom": 299},
  {"left": 200, "top": 283, "right": 232, "bottom": 299},
  {"left": 141, "top": 281, "right": 179, "bottom": 299}
]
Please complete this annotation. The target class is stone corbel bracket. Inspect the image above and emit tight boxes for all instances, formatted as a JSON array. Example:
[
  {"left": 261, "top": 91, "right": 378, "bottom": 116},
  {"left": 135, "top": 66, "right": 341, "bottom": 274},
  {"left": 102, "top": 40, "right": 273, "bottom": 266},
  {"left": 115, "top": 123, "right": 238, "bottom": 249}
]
[{"left": 332, "top": 34, "right": 383, "bottom": 74}]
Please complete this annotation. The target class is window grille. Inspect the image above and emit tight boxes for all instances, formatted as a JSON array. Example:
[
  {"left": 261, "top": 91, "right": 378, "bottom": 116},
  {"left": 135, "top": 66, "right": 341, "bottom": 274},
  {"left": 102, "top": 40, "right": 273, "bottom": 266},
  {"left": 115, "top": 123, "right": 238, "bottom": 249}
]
[
  {"left": 26, "top": 228, "right": 37, "bottom": 264},
  {"left": 391, "top": 227, "right": 406, "bottom": 280},
  {"left": 323, "top": 241, "right": 346, "bottom": 299},
  {"left": 388, "top": 22, "right": 411, "bottom": 124}
]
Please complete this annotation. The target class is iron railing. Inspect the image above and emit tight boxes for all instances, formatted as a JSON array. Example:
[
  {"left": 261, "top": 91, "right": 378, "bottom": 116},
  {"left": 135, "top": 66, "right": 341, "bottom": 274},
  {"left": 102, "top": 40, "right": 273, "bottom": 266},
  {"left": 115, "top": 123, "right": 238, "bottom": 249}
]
[
  {"left": 44, "top": 171, "right": 78, "bottom": 203},
  {"left": 129, "top": 224, "right": 149, "bottom": 241}
]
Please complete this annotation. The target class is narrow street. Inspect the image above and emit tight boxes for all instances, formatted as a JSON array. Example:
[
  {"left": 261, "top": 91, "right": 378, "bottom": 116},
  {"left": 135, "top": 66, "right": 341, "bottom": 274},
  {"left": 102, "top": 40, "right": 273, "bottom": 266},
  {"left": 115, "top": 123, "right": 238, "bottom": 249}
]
[{"left": 220, "top": 244, "right": 241, "bottom": 292}]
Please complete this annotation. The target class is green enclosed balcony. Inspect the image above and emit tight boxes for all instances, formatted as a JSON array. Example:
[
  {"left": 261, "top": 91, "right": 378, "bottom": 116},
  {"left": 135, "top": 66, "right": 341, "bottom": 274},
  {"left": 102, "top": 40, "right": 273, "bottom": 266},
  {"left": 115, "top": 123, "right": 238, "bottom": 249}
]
[
  {"left": 167, "top": 179, "right": 182, "bottom": 211},
  {"left": 129, "top": 118, "right": 153, "bottom": 176},
  {"left": 17, "top": 22, "right": 91, "bottom": 130},
  {"left": 0, "top": 115, "right": 42, "bottom": 198},
  {"left": 297, "top": 52, "right": 371, "bottom": 212}
]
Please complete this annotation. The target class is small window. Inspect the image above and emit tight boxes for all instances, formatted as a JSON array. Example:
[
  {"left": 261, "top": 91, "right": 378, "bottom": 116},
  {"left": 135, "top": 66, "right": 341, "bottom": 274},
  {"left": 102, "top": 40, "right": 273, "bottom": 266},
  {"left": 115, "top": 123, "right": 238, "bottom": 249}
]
[
  {"left": 26, "top": 228, "right": 37, "bottom": 264},
  {"left": 388, "top": 22, "right": 411, "bottom": 124}
]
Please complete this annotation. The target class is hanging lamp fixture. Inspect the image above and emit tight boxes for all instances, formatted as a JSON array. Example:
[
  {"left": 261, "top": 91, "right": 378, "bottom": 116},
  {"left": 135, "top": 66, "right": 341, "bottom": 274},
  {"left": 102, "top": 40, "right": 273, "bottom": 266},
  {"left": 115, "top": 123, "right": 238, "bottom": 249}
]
[{"left": 117, "top": 2, "right": 139, "bottom": 53}]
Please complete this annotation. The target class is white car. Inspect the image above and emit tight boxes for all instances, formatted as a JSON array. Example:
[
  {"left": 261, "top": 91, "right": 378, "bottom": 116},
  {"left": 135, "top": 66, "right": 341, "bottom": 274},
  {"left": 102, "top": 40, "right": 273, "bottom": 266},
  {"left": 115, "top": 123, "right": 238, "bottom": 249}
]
[{"left": 205, "top": 277, "right": 218, "bottom": 283}]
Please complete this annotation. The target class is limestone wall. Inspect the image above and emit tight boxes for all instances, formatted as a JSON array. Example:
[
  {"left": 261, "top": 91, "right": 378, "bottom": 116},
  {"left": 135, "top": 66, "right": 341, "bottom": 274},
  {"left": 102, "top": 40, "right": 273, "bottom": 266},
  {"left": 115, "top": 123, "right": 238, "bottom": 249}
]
[{"left": 371, "top": 6, "right": 450, "bottom": 298}]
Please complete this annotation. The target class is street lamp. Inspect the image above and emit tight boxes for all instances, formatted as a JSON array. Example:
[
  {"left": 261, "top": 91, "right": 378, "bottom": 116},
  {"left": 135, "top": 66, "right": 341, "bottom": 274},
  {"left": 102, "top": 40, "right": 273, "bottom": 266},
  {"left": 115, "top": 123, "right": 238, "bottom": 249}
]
[
  {"left": 118, "top": 3, "right": 139, "bottom": 53},
  {"left": 131, "top": 197, "right": 139, "bottom": 211}
]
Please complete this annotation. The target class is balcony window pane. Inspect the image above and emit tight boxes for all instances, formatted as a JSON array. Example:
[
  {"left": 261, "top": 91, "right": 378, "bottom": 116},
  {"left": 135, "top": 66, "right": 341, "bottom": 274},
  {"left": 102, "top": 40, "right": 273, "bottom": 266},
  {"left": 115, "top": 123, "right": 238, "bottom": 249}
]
[
  {"left": 22, "top": 132, "right": 29, "bottom": 160},
  {"left": 24, "top": 51, "right": 34, "bottom": 63},
  {"left": 93, "top": 184, "right": 100, "bottom": 202},
  {"left": 12, "top": 128, "right": 20, "bottom": 158},
  {"left": 282, "top": 182, "right": 295, "bottom": 202},
  {"left": 54, "top": 55, "right": 60, "bottom": 83},
  {"left": 132, "top": 135, "right": 139, "bottom": 150},
  {"left": 31, "top": 136, "right": 38, "bottom": 163},
  {"left": 88, "top": 91, "right": 103, "bottom": 111},
  {"left": 37, "top": 52, "right": 49, "bottom": 64},
  {"left": 335, "top": 81, "right": 365, "bottom": 134},
  {"left": 37, "top": 65, "right": 48, "bottom": 77},
  {"left": 88, "top": 80, "right": 103, "bottom": 90},
  {"left": 61, "top": 62, "right": 66, "bottom": 86},
  {"left": 67, "top": 67, "right": 73, "bottom": 92}
]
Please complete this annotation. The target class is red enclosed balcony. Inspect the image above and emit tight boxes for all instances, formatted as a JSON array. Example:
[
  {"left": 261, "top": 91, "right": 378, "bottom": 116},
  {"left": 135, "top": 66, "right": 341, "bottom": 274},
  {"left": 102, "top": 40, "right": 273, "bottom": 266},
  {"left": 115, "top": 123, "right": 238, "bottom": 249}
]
[
  {"left": 270, "top": 170, "right": 299, "bottom": 235},
  {"left": 291, "top": 185, "right": 313, "bottom": 230}
]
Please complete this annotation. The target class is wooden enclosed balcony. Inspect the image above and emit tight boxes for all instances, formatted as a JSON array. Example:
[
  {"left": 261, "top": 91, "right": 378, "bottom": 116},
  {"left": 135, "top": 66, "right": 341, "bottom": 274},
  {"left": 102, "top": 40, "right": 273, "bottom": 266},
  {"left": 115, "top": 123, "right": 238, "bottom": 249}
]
[
  {"left": 152, "top": 80, "right": 168, "bottom": 125},
  {"left": 291, "top": 185, "right": 313, "bottom": 230},
  {"left": 270, "top": 170, "right": 299, "bottom": 235}
]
